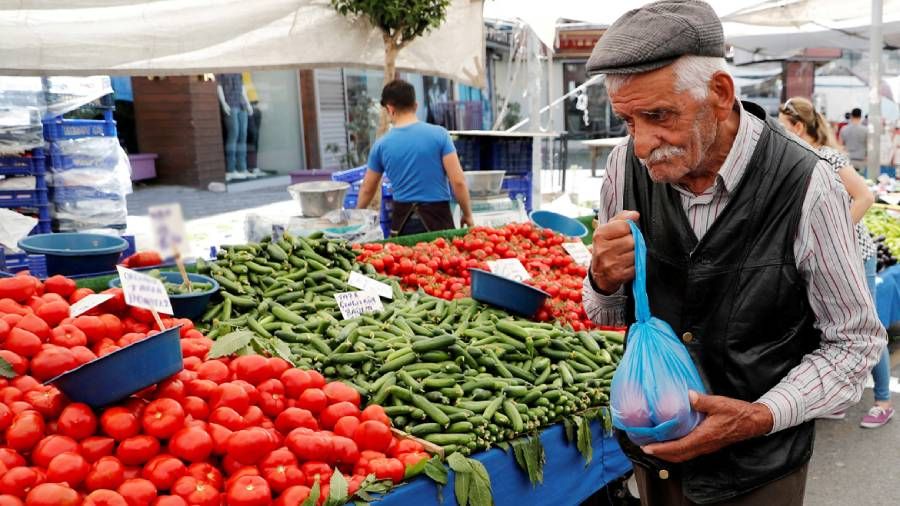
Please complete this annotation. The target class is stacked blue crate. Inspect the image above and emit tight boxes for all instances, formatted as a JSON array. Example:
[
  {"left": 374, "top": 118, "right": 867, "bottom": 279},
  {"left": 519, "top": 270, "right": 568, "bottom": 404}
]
[
  {"left": 0, "top": 148, "right": 51, "bottom": 234},
  {"left": 332, "top": 166, "right": 394, "bottom": 237},
  {"left": 493, "top": 139, "right": 533, "bottom": 212}
]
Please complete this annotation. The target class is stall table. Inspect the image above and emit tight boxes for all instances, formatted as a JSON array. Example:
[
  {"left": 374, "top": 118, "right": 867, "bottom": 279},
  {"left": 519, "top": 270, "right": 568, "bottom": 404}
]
[{"left": 375, "top": 420, "right": 631, "bottom": 506}]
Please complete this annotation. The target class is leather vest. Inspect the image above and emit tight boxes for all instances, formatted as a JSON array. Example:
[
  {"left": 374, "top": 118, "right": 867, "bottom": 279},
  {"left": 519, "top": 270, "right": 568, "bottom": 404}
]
[{"left": 617, "top": 102, "right": 822, "bottom": 503}]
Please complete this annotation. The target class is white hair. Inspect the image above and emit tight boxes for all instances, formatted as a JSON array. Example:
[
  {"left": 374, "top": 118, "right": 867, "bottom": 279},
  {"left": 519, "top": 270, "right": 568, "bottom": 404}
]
[{"left": 604, "top": 55, "right": 729, "bottom": 100}]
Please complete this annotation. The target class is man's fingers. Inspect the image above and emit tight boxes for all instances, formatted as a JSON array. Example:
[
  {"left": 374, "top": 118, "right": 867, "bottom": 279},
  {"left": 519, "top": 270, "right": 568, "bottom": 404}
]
[
  {"left": 689, "top": 391, "right": 720, "bottom": 414},
  {"left": 610, "top": 210, "right": 640, "bottom": 223}
]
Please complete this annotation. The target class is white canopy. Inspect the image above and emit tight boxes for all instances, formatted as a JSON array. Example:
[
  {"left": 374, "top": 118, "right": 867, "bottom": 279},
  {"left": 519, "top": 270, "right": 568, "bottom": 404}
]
[{"left": 0, "top": 0, "right": 486, "bottom": 87}]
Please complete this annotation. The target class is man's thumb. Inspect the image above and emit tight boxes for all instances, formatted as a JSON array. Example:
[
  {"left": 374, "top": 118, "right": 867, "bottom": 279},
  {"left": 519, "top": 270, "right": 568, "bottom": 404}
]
[{"left": 615, "top": 210, "right": 640, "bottom": 223}]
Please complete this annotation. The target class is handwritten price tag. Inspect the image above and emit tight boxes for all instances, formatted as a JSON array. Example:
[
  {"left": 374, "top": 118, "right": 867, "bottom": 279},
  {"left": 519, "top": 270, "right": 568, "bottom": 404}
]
[
  {"left": 148, "top": 203, "right": 187, "bottom": 258},
  {"left": 347, "top": 271, "right": 393, "bottom": 299},
  {"left": 486, "top": 258, "right": 531, "bottom": 282},
  {"left": 562, "top": 241, "right": 592, "bottom": 267},
  {"left": 116, "top": 266, "right": 173, "bottom": 315},
  {"left": 69, "top": 293, "right": 113, "bottom": 317},
  {"left": 334, "top": 291, "right": 384, "bottom": 320}
]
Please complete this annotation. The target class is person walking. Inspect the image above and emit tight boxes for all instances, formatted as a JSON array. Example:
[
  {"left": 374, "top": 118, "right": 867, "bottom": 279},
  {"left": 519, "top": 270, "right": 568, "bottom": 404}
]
[
  {"left": 356, "top": 79, "right": 474, "bottom": 236},
  {"left": 779, "top": 97, "right": 892, "bottom": 428},
  {"left": 840, "top": 107, "right": 868, "bottom": 173},
  {"left": 583, "top": 1, "right": 886, "bottom": 504}
]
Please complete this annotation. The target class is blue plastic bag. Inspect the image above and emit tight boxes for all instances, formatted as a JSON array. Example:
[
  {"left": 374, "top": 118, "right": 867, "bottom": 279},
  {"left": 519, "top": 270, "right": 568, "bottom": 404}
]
[{"left": 610, "top": 221, "right": 707, "bottom": 446}]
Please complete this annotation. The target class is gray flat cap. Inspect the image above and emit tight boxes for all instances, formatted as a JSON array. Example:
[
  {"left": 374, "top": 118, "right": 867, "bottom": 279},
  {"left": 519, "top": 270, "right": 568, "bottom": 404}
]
[{"left": 586, "top": 0, "right": 725, "bottom": 75}]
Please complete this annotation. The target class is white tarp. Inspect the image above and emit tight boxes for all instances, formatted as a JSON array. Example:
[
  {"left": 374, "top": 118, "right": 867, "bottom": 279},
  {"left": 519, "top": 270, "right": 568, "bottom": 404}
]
[{"left": 0, "top": 0, "right": 486, "bottom": 88}]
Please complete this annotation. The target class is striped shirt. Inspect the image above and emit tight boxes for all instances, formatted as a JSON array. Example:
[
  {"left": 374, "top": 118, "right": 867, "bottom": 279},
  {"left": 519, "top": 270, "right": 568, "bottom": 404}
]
[{"left": 583, "top": 103, "right": 887, "bottom": 434}]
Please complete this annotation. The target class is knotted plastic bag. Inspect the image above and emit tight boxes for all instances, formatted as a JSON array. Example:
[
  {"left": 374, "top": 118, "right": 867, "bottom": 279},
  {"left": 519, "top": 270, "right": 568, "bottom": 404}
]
[{"left": 610, "top": 221, "right": 706, "bottom": 446}]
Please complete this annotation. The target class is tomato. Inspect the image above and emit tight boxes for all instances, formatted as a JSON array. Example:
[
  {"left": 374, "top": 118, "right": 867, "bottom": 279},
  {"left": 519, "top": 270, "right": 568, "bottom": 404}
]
[
  {"left": 171, "top": 476, "right": 221, "bottom": 506},
  {"left": 5, "top": 411, "right": 44, "bottom": 452},
  {"left": 142, "top": 455, "right": 187, "bottom": 491},
  {"left": 0, "top": 467, "right": 41, "bottom": 498},
  {"left": 295, "top": 388, "right": 327, "bottom": 415},
  {"left": 46, "top": 451, "right": 90, "bottom": 488},
  {"left": 0, "top": 351, "right": 27, "bottom": 376},
  {"left": 273, "top": 485, "right": 311, "bottom": 506},
  {"left": 142, "top": 398, "right": 185, "bottom": 440},
  {"left": 230, "top": 355, "right": 272, "bottom": 385},
  {"left": 33, "top": 301, "right": 68, "bottom": 328},
  {"left": 398, "top": 451, "right": 430, "bottom": 468},
  {"left": 168, "top": 427, "right": 213, "bottom": 463},
  {"left": 187, "top": 463, "right": 224, "bottom": 491},
  {"left": 102, "top": 407, "right": 140, "bottom": 441},
  {"left": 352, "top": 420, "right": 393, "bottom": 453},
  {"left": 299, "top": 462, "right": 332, "bottom": 487},
  {"left": 72, "top": 315, "right": 107, "bottom": 344},
  {"left": 210, "top": 383, "right": 249, "bottom": 414},
  {"left": 319, "top": 401, "right": 360, "bottom": 430},
  {"left": 368, "top": 457, "right": 405, "bottom": 483},
  {"left": 83, "top": 489, "right": 128, "bottom": 506},
  {"left": 180, "top": 396, "right": 209, "bottom": 421},
  {"left": 156, "top": 379, "right": 185, "bottom": 402},
  {"left": 206, "top": 423, "right": 233, "bottom": 455},
  {"left": 195, "top": 361, "right": 229, "bottom": 383},
  {"left": 118, "top": 478, "right": 158, "bottom": 506},
  {"left": 29, "top": 348, "right": 78, "bottom": 382},
  {"left": 0, "top": 404, "right": 11, "bottom": 432},
  {"left": 116, "top": 435, "right": 162, "bottom": 466},
  {"left": 5, "top": 328, "right": 42, "bottom": 358},
  {"left": 331, "top": 435, "right": 359, "bottom": 465},
  {"left": 208, "top": 407, "right": 246, "bottom": 431},
  {"left": 99, "top": 314, "right": 124, "bottom": 340},
  {"left": 360, "top": 405, "right": 391, "bottom": 426},
  {"left": 22, "top": 386, "right": 63, "bottom": 419},
  {"left": 263, "top": 461, "right": 305, "bottom": 494},
  {"left": 322, "top": 381, "right": 360, "bottom": 406},
  {"left": 332, "top": 416, "right": 359, "bottom": 439},
  {"left": 225, "top": 476, "right": 270, "bottom": 506},
  {"left": 186, "top": 379, "right": 217, "bottom": 400},
  {"left": 49, "top": 324, "right": 87, "bottom": 348},
  {"left": 267, "top": 358, "right": 291, "bottom": 378},
  {"left": 226, "top": 428, "right": 275, "bottom": 465},
  {"left": 31, "top": 434, "right": 78, "bottom": 468},
  {"left": 0, "top": 449, "right": 25, "bottom": 469},
  {"left": 256, "top": 379, "right": 286, "bottom": 417},
  {"left": 25, "top": 483, "right": 79, "bottom": 506},
  {"left": 55, "top": 402, "right": 97, "bottom": 440},
  {"left": 10, "top": 376, "right": 37, "bottom": 393},
  {"left": 389, "top": 439, "right": 424, "bottom": 457},
  {"left": 151, "top": 496, "right": 186, "bottom": 506},
  {"left": 285, "top": 430, "right": 332, "bottom": 462},
  {"left": 180, "top": 338, "right": 211, "bottom": 360},
  {"left": 70, "top": 345, "right": 98, "bottom": 365},
  {"left": 85, "top": 456, "right": 126, "bottom": 491}
]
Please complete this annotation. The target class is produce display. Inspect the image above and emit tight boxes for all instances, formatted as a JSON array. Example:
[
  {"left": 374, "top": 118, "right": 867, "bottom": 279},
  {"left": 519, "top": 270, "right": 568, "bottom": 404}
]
[
  {"left": 199, "top": 234, "right": 623, "bottom": 457},
  {"left": 353, "top": 224, "right": 594, "bottom": 330},
  {"left": 142, "top": 270, "right": 216, "bottom": 295},
  {"left": 0, "top": 272, "right": 433, "bottom": 506},
  {"left": 864, "top": 208, "right": 900, "bottom": 270}
]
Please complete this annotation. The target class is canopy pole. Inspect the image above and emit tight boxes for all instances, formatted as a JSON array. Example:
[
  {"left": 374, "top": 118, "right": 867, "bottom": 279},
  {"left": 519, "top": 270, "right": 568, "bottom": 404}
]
[
  {"left": 506, "top": 74, "right": 604, "bottom": 132},
  {"left": 868, "top": 0, "right": 883, "bottom": 180}
]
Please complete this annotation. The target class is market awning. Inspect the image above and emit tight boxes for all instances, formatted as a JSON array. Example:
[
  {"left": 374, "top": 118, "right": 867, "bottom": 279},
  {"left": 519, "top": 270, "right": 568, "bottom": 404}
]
[{"left": 0, "top": 0, "right": 486, "bottom": 88}]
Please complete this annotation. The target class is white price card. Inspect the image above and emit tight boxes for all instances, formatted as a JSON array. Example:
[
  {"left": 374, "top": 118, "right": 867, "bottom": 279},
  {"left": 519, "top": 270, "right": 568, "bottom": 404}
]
[
  {"left": 347, "top": 271, "right": 394, "bottom": 299},
  {"left": 486, "top": 258, "right": 531, "bottom": 282},
  {"left": 562, "top": 241, "right": 592, "bottom": 267},
  {"left": 116, "top": 266, "right": 173, "bottom": 315},
  {"left": 69, "top": 293, "right": 114, "bottom": 318},
  {"left": 148, "top": 203, "right": 187, "bottom": 257},
  {"left": 334, "top": 291, "right": 384, "bottom": 320}
]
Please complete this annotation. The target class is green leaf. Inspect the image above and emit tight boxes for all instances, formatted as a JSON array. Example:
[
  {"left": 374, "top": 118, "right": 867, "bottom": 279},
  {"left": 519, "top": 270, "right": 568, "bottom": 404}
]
[
  {"left": 563, "top": 418, "right": 575, "bottom": 443},
  {"left": 270, "top": 338, "right": 296, "bottom": 363},
  {"left": 353, "top": 502, "right": 370, "bottom": 506},
  {"left": 0, "top": 357, "right": 16, "bottom": 379},
  {"left": 576, "top": 416, "right": 594, "bottom": 466},
  {"left": 300, "top": 481, "right": 321, "bottom": 506},
  {"left": 455, "top": 469, "right": 471, "bottom": 506},
  {"left": 448, "top": 454, "right": 493, "bottom": 506},
  {"left": 208, "top": 330, "right": 254, "bottom": 359},
  {"left": 468, "top": 459, "right": 493, "bottom": 506},
  {"left": 496, "top": 441, "right": 510, "bottom": 452},
  {"left": 511, "top": 437, "right": 545, "bottom": 486},
  {"left": 404, "top": 455, "right": 430, "bottom": 479},
  {"left": 423, "top": 456, "right": 448, "bottom": 485},
  {"left": 325, "top": 469, "right": 349, "bottom": 506}
]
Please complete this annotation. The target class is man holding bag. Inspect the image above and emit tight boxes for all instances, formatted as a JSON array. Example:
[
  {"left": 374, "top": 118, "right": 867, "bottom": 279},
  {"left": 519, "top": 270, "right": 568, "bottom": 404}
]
[{"left": 582, "top": 1, "right": 886, "bottom": 504}]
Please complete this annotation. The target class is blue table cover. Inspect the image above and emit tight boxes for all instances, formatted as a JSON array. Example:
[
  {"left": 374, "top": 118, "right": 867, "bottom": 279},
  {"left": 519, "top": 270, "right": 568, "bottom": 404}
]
[
  {"left": 876, "top": 264, "right": 900, "bottom": 327},
  {"left": 375, "top": 420, "right": 632, "bottom": 505}
]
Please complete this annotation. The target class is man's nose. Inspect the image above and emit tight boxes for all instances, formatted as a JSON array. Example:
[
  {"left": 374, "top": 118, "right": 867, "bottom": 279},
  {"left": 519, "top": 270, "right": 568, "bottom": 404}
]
[{"left": 632, "top": 129, "right": 661, "bottom": 161}]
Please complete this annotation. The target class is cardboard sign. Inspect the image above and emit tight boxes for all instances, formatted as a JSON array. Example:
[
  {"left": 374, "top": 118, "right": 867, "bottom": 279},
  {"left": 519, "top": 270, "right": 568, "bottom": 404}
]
[
  {"left": 563, "top": 241, "right": 592, "bottom": 267},
  {"left": 334, "top": 291, "right": 384, "bottom": 320},
  {"left": 486, "top": 258, "right": 531, "bottom": 282},
  {"left": 148, "top": 203, "right": 187, "bottom": 257},
  {"left": 347, "top": 271, "right": 394, "bottom": 300},
  {"left": 69, "top": 293, "right": 113, "bottom": 317},
  {"left": 116, "top": 266, "right": 173, "bottom": 315}
]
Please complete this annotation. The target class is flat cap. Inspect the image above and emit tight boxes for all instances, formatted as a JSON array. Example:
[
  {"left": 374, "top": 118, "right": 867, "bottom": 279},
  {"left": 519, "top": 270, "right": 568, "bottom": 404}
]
[{"left": 586, "top": 0, "right": 725, "bottom": 75}]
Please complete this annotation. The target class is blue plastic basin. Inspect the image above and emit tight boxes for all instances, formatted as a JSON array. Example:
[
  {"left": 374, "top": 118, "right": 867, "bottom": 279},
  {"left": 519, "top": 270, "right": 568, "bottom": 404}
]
[
  {"left": 529, "top": 210, "right": 589, "bottom": 238},
  {"left": 18, "top": 233, "right": 128, "bottom": 276},
  {"left": 469, "top": 268, "right": 550, "bottom": 318},
  {"left": 110, "top": 272, "right": 219, "bottom": 319},
  {"left": 48, "top": 326, "right": 184, "bottom": 408}
]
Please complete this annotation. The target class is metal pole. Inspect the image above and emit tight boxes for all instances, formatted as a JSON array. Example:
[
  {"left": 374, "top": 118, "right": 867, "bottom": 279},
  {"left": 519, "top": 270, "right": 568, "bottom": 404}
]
[
  {"left": 506, "top": 74, "right": 604, "bottom": 132},
  {"left": 868, "top": 0, "right": 883, "bottom": 180}
]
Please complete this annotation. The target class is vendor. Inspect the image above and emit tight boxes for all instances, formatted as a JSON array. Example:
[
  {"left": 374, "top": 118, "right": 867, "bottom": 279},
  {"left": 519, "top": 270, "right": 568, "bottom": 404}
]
[
  {"left": 356, "top": 79, "right": 474, "bottom": 236},
  {"left": 582, "top": 1, "right": 885, "bottom": 504}
]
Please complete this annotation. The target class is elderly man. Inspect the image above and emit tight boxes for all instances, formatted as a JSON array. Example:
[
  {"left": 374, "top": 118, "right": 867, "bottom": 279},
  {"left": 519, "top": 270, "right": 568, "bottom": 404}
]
[{"left": 582, "top": 1, "right": 886, "bottom": 505}]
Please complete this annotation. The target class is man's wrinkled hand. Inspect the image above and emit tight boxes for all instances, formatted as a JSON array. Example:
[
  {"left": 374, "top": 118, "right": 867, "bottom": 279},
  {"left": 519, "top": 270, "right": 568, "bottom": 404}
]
[
  {"left": 640, "top": 391, "right": 774, "bottom": 463},
  {"left": 590, "top": 210, "right": 639, "bottom": 294}
]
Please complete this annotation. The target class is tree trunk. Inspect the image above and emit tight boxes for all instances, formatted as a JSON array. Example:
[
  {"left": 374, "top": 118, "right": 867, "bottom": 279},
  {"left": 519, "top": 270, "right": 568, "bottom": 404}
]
[{"left": 368, "top": 34, "right": 401, "bottom": 214}]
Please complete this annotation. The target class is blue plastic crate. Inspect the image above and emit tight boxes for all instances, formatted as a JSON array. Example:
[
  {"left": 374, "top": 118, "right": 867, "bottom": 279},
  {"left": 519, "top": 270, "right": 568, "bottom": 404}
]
[
  {"left": 51, "top": 186, "right": 123, "bottom": 202},
  {"left": 491, "top": 139, "right": 532, "bottom": 175},
  {"left": 49, "top": 145, "right": 118, "bottom": 171},
  {"left": 332, "top": 165, "right": 368, "bottom": 183},
  {"left": 509, "top": 190, "right": 533, "bottom": 212},
  {"left": 343, "top": 193, "right": 358, "bottom": 209},
  {"left": 381, "top": 196, "right": 394, "bottom": 222},
  {"left": 0, "top": 152, "right": 46, "bottom": 177},
  {"left": 454, "top": 137, "right": 483, "bottom": 171},
  {"left": 502, "top": 175, "right": 531, "bottom": 193},
  {"left": 0, "top": 249, "right": 48, "bottom": 278},
  {"left": 381, "top": 220, "right": 391, "bottom": 238},
  {"left": 881, "top": 166, "right": 897, "bottom": 178},
  {"left": 0, "top": 188, "right": 48, "bottom": 207},
  {"left": 43, "top": 117, "right": 117, "bottom": 141}
]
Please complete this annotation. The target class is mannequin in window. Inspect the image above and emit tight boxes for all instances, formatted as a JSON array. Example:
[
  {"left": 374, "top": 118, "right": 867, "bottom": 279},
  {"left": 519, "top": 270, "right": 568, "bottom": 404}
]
[
  {"left": 243, "top": 72, "right": 262, "bottom": 176},
  {"left": 216, "top": 73, "right": 254, "bottom": 181}
]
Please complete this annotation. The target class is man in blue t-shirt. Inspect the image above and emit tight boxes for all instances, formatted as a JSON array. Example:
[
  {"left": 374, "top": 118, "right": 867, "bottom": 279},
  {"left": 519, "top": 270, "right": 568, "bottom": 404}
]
[{"left": 357, "top": 80, "right": 474, "bottom": 236}]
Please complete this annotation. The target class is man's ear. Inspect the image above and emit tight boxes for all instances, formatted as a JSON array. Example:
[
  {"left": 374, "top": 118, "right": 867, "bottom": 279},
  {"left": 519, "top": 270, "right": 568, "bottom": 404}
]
[{"left": 708, "top": 72, "right": 736, "bottom": 122}]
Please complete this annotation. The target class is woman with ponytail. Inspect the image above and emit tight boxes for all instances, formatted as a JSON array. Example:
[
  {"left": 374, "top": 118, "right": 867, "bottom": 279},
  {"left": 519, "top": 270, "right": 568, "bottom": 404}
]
[{"left": 780, "top": 97, "right": 892, "bottom": 428}]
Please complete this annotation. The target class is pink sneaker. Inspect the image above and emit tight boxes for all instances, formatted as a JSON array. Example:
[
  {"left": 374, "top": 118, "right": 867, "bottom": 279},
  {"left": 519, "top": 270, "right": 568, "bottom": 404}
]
[
  {"left": 860, "top": 406, "right": 895, "bottom": 428},
  {"left": 818, "top": 410, "right": 847, "bottom": 420}
]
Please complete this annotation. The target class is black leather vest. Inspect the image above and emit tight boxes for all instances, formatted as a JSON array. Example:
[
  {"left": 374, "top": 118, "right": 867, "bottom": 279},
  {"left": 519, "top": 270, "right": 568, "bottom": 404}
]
[{"left": 617, "top": 102, "right": 822, "bottom": 503}]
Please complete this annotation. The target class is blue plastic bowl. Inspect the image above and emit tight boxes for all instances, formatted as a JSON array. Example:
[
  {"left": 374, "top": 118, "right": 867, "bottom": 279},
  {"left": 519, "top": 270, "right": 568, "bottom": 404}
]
[
  {"left": 18, "top": 233, "right": 128, "bottom": 276},
  {"left": 48, "top": 326, "right": 184, "bottom": 408},
  {"left": 469, "top": 268, "right": 550, "bottom": 318},
  {"left": 529, "top": 210, "right": 589, "bottom": 238},
  {"left": 110, "top": 272, "right": 219, "bottom": 319}
]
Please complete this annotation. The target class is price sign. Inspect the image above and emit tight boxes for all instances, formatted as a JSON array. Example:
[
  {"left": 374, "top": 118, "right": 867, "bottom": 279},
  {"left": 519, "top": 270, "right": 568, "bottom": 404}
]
[
  {"left": 116, "top": 266, "right": 173, "bottom": 315},
  {"left": 563, "top": 241, "right": 592, "bottom": 267},
  {"left": 486, "top": 259, "right": 531, "bottom": 282},
  {"left": 148, "top": 203, "right": 187, "bottom": 257},
  {"left": 69, "top": 293, "right": 113, "bottom": 317},
  {"left": 334, "top": 291, "right": 384, "bottom": 320},
  {"left": 347, "top": 271, "right": 394, "bottom": 299}
]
